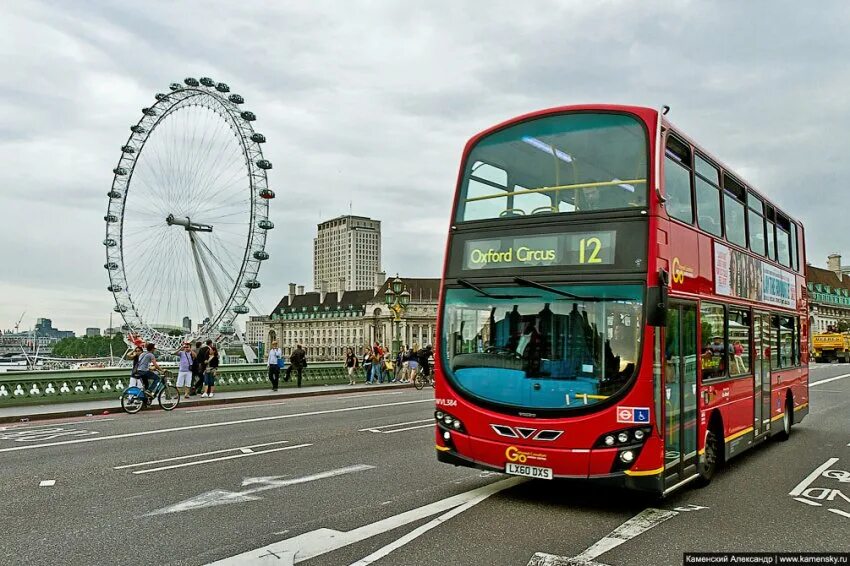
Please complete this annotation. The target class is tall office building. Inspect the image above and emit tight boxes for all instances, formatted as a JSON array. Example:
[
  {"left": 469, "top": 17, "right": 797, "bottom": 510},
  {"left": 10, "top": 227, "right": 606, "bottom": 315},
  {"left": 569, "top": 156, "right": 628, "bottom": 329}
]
[{"left": 313, "top": 215, "right": 381, "bottom": 292}]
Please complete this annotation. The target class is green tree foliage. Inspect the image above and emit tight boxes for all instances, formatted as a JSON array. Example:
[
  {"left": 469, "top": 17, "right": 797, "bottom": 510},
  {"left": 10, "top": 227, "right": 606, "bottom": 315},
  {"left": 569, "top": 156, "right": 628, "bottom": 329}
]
[{"left": 52, "top": 333, "right": 127, "bottom": 358}]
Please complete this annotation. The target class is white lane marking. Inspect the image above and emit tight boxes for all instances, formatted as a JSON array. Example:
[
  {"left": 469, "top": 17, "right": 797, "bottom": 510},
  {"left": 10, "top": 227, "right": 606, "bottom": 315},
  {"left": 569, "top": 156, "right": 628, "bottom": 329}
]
[
  {"left": 789, "top": 458, "right": 840, "bottom": 496},
  {"left": 207, "top": 476, "right": 526, "bottom": 565},
  {"left": 348, "top": 489, "right": 498, "bottom": 566},
  {"left": 38, "top": 480, "right": 56, "bottom": 487},
  {"left": 828, "top": 508, "right": 850, "bottom": 519},
  {"left": 114, "top": 440, "right": 291, "bottom": 469},
  {"left": 358, "top": 419, "right": 432, "bottom": 433},
  {"left": 0, "top": 418, "right": 115, "bottom": 431},
  {"left": 133, "top": 444, "right": 312, "bottom": 475},
  {"left": 573, "top": 508, "right": 678, "bottom": 562},
  {"left": 186, "top": 401, "right": 288, "bottom": 413},
  {"left": 145, "top": 464, "right": 374, "bottom": 516},
  {"left": 527, "top": 508, "right": 679, "bottom": 566},
  {"left": 0, "top": 427, "right": 99, "bottom": 442},
  {"left": 794, "top": 497, "right": 822, "bottom": 507},
  {"left": 0, "top": 398, "right": 432, "bottom": 453},
  {"left": 338, "top": 392, "right": 404, "bottom": 400},
  {"left": 381, "top": 423, "right": 434, "bottom": 434},
  {"left": 811, "top": 373, "right": 850, "bottom": 386}
]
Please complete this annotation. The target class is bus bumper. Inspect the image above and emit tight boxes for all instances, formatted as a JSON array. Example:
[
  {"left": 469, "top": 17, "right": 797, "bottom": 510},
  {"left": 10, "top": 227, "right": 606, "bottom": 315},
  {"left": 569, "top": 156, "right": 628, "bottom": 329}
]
[{"left": 436, "top": 446, "right": 663, "bottom": 494}]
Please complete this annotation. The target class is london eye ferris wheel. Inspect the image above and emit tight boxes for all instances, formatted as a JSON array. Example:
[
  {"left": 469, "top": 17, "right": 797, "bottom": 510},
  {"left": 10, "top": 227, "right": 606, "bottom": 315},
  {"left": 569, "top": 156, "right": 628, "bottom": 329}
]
[{"left": 104, "top": 77, "right": 275, "bottom": 351}]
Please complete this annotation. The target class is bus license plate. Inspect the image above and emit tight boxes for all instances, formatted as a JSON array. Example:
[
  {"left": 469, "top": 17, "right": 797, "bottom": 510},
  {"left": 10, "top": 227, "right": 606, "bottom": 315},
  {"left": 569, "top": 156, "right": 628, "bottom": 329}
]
[{"left": 505, "top": 462, "right": 553, "bottom": 480}]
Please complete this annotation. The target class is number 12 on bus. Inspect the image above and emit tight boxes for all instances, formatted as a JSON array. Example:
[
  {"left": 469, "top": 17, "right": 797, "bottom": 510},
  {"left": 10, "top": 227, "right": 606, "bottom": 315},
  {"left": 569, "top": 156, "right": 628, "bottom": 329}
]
[{"left": 434, "top": 105, "right": 808, "bottom": 495}]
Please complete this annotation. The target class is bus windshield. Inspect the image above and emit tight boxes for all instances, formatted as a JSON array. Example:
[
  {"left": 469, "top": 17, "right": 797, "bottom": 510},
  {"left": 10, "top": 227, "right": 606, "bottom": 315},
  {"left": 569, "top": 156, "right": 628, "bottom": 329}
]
[
  {"left": 456, "top": 112, "right": 648, "bottom": 222},
  {"left": 441, "top": 283, "right": 644, "bottom": 410}
]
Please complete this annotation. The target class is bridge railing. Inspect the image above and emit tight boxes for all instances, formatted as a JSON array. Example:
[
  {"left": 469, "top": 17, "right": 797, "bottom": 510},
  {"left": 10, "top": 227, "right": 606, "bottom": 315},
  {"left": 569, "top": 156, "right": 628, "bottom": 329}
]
[{"left": 0, "top": 362, "right": 368, "bottom": 407}]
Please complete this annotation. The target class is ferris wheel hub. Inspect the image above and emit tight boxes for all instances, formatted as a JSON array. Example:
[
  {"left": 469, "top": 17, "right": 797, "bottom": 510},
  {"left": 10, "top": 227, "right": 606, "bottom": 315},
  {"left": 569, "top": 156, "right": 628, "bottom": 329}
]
[{"left": 165, "top": 214, "right": 213, "bottom": 232}]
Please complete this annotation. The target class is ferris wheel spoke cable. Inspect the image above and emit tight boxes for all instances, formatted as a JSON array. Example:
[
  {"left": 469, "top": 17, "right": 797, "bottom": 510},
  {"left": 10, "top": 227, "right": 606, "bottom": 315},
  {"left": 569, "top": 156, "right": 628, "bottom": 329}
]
[
  {"left": 198, "top": 233, "right": 265, "bottom": 316},
  {"left": 191, "top": 151, "right": 245, "bottom": 211}
]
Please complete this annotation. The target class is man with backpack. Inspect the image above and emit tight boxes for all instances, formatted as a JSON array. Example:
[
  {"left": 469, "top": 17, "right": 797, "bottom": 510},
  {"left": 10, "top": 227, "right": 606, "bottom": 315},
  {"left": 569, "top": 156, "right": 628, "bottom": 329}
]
[{"left": 193, "top": 340, "right": 212, "bottom": 395}]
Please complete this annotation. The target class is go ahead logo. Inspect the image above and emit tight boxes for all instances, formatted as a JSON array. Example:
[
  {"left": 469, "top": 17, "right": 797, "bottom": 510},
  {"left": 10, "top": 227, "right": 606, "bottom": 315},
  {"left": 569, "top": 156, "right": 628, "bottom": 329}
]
[{"left": 616, "top": 406, "right": 650, "bottom": 424}]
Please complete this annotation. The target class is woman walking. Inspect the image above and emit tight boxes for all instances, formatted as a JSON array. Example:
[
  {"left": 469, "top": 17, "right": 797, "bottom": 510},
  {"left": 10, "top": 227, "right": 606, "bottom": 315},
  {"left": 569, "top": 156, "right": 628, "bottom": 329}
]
[
  {"left": 405, "top": 344, "right": 420, "bottom": 384},
  {"left": 345, "top": 347, "right": 357, "bottom": 385},
  {"left": 202, "top": 345, "right": 219, "bottom": 398},
  {"left": 267, "top": 341, "right": 282, "bottom": 391},
  {"left": 361, "top": 346, "right": 373, "bottom": 384}
]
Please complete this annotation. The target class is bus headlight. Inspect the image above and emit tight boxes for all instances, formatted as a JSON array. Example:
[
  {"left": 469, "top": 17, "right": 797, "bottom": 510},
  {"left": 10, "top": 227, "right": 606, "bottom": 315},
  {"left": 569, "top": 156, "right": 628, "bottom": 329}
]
[
  {"left": 617, "top": 432, "right": 629, "bottom": 443},
  {"left": 604, "top": 435, "right": 616, "bottom": 446},
  {"left": 634, "top": 429, "right": 645, "bottom": 441},
  {"left": 620, "top": 450, "right": 635, "bottom": 463},
  {"left": 443, "top": 431, "right": 451, "bottom": 441},
  {"left": 443, "top": 415, "right": 453, "bottom": 426},
  {"left": 436, "top": 411, "right": 444, "bottom": 420},
  {"left": 435, "top": 410, "right": 466, "bottom": 434},
  {"left": 452, "top": 420, "right": 462, "bottom": 430}
]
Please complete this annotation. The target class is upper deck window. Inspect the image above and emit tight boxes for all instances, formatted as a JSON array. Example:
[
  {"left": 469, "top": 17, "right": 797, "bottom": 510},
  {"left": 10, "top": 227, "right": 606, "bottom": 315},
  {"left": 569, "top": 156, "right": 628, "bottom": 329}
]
[{"left": 456, "top": 112, "right": 648, "bottom": 222}]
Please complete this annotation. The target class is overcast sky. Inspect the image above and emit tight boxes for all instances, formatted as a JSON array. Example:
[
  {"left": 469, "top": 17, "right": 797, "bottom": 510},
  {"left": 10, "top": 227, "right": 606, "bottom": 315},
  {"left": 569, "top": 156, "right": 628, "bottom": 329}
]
[{"left": 2, "top": 1, "right": 849, "bottom": 335}]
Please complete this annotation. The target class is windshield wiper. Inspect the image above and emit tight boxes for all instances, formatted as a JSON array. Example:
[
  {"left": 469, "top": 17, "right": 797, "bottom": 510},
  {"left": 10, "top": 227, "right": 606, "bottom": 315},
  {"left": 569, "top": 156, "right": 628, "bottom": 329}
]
[
  {"left": 456, "top": 279, "right": 538, "bottom": 300},
  {"left": 513, "top": 277, "right": 633, "bottom": 302}
]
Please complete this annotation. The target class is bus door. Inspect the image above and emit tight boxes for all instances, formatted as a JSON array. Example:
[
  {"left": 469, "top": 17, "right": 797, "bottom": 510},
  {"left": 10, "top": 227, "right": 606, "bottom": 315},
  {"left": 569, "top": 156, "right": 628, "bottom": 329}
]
[
  {"left": 663, "top": 302, "right": 699, "bottom": 486},
  {"left": 753, "top": 312, "right": 772, "bottom": 437}
]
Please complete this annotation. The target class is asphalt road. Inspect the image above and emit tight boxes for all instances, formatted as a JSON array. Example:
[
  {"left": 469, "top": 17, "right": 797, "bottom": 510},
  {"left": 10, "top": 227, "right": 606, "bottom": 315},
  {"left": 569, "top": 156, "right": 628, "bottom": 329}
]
[{"left": 1, "top": 365, "right": 847, "bottom": 566}]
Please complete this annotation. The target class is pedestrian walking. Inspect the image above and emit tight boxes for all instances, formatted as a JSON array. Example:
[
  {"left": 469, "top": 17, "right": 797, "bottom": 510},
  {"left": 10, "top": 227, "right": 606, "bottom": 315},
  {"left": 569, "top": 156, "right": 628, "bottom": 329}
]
[
  {"left": 193, "top": 340, "right": 212, "bottom": 395},
  {"left": 362, "top": 346, "right": 373, "bottom": 384},
  {"left": 345, "top": 347, "right": 357, "bottom": 385},
  {"left": 267, "top": 341, "right": 283, "bottom": 391},
  {"left": 128, "top": 345, "right": 143, "bottom": 389},
  {"left": 286, "top": 344, "right": 307, "bottom": 387},
  {"left": 371, "top": 342, "right": 385, "bottom": 384},
  {"left": 405, "top": 344, "right": 420, "bottom": 384},
  {"left": 176, "top": 342, "right": 195, "bottom": 398},
  {"left": 202, "top": 345, "right": 219, "bottom": 397}
]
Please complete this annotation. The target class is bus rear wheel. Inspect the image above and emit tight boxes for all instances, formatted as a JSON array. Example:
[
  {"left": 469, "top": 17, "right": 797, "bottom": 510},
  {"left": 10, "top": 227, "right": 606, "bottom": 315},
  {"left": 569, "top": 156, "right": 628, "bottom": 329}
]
[
  {"left": 775, "top": 398, "right": 793, "bottom": 441},
  {"left": 696, "top": 428, "right": 720, "bottom": 487}
]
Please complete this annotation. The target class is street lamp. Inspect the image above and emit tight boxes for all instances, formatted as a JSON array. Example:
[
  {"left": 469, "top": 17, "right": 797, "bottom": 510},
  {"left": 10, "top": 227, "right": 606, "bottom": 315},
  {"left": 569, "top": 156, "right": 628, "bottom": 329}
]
[{"left": 384, "top": 275, "right": 410, "bottom": 359}]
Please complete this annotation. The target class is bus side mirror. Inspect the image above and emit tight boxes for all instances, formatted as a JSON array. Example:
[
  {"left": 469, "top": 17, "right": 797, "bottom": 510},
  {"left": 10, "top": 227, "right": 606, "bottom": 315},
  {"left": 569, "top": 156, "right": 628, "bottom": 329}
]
[{"left": 647, "top": 269, "right": 669, "bottom": 327}]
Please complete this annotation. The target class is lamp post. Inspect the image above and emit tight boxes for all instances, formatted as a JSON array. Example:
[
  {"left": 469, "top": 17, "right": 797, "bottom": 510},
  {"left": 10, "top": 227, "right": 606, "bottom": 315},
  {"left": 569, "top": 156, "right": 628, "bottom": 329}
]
[{"left": 384, "top": 274, "right": 410, "bottom": 359}]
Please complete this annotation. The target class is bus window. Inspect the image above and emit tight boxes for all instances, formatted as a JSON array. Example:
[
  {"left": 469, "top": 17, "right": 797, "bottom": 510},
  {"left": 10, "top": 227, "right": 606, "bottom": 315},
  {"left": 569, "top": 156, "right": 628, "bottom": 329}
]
[
  {"left": 695, "top": 177, "right": 722, "bottom": 237},
  {"left": 790, "top": 224, "right": 799, "bottom": 271},
  {"left": 724, "top": 192, "right": 746, "bottom": 248},
  {"left": 776, "top": 227, "right": 791, "bottom": 267},
  {"left": 464, "top": 162, "right": 509, "bottom": 220},
  {"left": 729, "top": 308, "right": 751, "bottom": 376},
  {"left": 766, "top": 220, "right": 776, "bottom": 260},
  {"left": 700, "top": 303, "right": 726, "bottom": 380},
  {"left": 455, "top": 113, "right": 648, "bottom": 222},
  {"left": 664, "top": 155, "right": 693, "bottom": 224}
]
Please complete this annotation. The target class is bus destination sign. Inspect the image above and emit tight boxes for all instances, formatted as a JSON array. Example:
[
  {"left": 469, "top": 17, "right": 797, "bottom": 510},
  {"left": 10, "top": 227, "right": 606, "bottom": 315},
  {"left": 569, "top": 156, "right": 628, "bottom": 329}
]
[{"left": 463, "top": 230, "right": 616, "bottom": 270}]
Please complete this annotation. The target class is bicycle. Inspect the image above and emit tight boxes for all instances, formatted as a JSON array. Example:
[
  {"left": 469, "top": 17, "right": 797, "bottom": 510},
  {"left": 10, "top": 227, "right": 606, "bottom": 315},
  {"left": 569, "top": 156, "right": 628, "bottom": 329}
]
[
  {"left": 120, "top": 370, "right": 180, "bottom": 414},
  {"left": 413, "top": 365, "right": 435, "bottom": 390}
]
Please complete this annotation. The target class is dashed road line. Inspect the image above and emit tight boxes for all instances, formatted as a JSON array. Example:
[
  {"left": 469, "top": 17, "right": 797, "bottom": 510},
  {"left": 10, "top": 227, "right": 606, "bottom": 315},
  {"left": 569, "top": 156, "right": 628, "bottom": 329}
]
[
  {"left": 114, "top": 440, "right": 292, "bottom": 469},
  {"left": 132, "top": 443, "right": 312, "bottom": 475}
]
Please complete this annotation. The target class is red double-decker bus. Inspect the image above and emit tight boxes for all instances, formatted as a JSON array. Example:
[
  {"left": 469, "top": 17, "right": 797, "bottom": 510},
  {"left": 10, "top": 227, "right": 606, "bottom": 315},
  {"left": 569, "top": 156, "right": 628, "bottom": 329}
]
[{"left": 434, "top": 104, "right": 808, "bottom": 495}]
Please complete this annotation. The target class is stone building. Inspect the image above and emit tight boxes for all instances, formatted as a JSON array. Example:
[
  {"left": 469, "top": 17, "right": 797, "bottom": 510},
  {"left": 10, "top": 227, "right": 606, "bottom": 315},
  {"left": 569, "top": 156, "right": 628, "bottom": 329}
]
[
  {"left": 806, "top": 254, "right": 850, "bottom": 333},
  {"left": 258, "top": 277, "right": 440, "bottom": 361}
]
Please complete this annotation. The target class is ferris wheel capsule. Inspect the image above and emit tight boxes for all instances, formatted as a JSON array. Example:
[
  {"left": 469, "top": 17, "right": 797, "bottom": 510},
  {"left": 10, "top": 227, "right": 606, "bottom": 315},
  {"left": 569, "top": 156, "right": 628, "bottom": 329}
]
[
  {"left": 216, "top": 82, "right": 230, "bottom": 93},
  {"left": 228, "top": 94, "right": 244, "bottom": 104},
  {"left": 169, "top": 83, "right": 181, "bottom": 91},
  {"left": 258, "top": 220, "right": 274, "bottom": 230},
  {"left": 107, "top": 191, "right": 122, "bottom": 199},
  {"left": 131, "top": 125, "right": 147, "bottom": 134},
  {"left": 253, "top": 250, "right": 269, "bottom": 260},
  {"left": 121, "top": 145, "right": 135, "bottom": 154},
  {"left": 256, "top": 159, "right": 272, "bottom": 170},
  {"left": 200, "top": 77, "right": 216, "bottom": 87},
  {"left": 184, "top": 77, "right": 200, "bottom": 87},
  {"left": 244, "top": 279, "right": 261, "bottom": 289},
  {"left": 155, "top": 93, "right": 168, "bottom": 101},
  {"left": 240, "top": 111, "right": 256, "bottom": 121},
  {"left": 251, "top": 133, "right": 266, "bottom": 143},
  {"left": 232, "top": 305, "right": 249, "bottom": 314},
  {"left": 142, "top": 107, "right": 157, "bottom": 116},
  {"left": 259, "top": 188, "right": 275, "bottom": 199}
]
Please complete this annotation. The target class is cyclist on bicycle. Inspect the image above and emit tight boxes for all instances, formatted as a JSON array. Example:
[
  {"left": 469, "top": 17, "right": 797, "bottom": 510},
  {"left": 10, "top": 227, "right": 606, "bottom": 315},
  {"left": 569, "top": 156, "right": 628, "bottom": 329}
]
[
  {"left": 136, "top": 343, "right": 163, "bottom": 401},
  {"left": 417, "top": 344, "right": 433, "bottom": 382}
]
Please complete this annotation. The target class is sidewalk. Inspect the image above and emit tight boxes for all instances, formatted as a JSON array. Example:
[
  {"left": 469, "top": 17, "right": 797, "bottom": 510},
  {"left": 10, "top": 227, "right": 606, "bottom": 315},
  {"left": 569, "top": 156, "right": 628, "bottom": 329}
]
[{"left": 0, "top": 381, "right": 414, "bottom": 424}]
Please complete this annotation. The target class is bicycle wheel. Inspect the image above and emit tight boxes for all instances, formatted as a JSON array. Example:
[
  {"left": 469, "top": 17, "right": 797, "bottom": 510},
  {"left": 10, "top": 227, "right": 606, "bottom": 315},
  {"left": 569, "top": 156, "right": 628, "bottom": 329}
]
[
  {"left": 120, "top": 389, "right": 144, "bottom": 414},
  {"left": 414, "top": 370, "right": 425, "bottom": 391},
  {"left": 158, "top": 384, "right": 180, "bottom": 411}
]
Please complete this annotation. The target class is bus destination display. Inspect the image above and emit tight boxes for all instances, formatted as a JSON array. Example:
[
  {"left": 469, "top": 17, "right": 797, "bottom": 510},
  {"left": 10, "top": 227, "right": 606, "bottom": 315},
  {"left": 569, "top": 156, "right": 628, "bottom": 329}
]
[{"left": 463, "top": 230, "right": 616, "bottom": 270}]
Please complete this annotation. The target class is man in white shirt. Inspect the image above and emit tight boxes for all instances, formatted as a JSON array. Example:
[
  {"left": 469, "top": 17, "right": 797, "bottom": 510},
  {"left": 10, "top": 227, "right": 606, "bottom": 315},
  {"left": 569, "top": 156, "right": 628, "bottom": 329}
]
[{"left": 267, "top": 341, "right": 282, "bottom": 391}]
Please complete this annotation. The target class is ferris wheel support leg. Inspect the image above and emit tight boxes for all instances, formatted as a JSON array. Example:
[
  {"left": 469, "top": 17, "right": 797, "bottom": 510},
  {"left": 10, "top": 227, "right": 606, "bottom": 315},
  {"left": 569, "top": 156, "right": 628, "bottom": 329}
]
[{"left": 189, "top": 232, "right": 215, "bottom": 321}]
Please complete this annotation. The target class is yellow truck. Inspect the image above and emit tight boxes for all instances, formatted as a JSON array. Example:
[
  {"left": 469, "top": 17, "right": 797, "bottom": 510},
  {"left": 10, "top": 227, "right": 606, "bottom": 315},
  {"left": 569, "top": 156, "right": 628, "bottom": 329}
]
[{"left": 812, "top": 331, "right": 850, "bottom": 363}]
